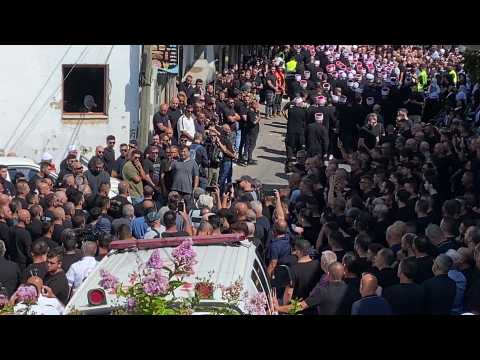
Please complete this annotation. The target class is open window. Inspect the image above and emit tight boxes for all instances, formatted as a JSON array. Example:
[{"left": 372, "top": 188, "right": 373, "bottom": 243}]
[{"left": 62, "top": 65, "right": 108, "bottom": 116}]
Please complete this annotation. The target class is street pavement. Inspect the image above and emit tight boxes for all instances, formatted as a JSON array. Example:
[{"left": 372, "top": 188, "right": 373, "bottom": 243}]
[{"left": 233, "top": 113, "right": 290, "bottom": 190}]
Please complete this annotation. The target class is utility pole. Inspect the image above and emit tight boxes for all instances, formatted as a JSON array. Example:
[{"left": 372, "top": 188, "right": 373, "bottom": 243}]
[{"left": 138, "top": 45, "right": 153, "bottom": 151}]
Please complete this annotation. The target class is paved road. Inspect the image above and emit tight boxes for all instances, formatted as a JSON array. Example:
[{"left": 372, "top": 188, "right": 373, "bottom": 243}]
[{"left": 233, "top": 114, "right": 289, "bottom": 190}]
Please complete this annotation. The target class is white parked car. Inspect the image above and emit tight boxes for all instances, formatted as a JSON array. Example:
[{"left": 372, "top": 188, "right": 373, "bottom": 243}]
[
  {"left": 0, "top": 156, "right": 119, "bottom": 198},
  {"left": 64, "top": 235, "right": 273, "bottom": 315}
]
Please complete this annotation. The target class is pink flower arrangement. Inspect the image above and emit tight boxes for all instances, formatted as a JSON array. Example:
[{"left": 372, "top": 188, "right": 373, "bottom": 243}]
[
  {"left": 99, "top": 269, "right": 119, "bottom": 291},
  {"left": 171, "top": 239, "right": 197, "bottom": 274},
  {"left": 142, "top": 270, "right": 169, "bottom": 296},
  {"left": 146, "top": 249, "right": 165, "bottom": 270},
  {"left": 243, "top": 292, "right": 268, "bottom": 315},
  {"left": 15, "top": 285, "right": 37, "bottom": 305}
]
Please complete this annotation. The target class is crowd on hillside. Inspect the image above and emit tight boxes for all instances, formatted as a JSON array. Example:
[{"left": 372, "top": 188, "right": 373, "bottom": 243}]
[{"left": 1, "top": 45, "right": 480, "bottom": 315}]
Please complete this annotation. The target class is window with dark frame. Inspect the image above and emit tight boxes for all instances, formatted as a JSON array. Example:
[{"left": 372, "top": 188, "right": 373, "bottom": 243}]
[{"left": 62, "top": 65, "right": 108, "bottom": 115}]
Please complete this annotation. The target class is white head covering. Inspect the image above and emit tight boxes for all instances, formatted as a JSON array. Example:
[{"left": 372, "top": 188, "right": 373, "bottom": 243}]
[{"left": 41, "top": 152, "right": 53, "bottom": 161}]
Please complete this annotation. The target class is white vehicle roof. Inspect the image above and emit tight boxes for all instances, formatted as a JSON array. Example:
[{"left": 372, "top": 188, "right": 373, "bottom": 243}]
[
  {"left": 65, "top": 238, "right": 272, "bottom": 315},
  {"left": 0, "top": 156, "right": 38, "bottom": 167}
]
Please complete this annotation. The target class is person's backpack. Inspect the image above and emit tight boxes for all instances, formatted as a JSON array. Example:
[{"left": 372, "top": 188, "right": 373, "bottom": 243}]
[{"left": 152, "top": 228, "right": 161, "bottom": 238}]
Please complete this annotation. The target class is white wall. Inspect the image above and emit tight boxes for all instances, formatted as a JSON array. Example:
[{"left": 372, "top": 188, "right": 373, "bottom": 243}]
[{"left": 0, "top": 45, "right": 140, "bottom": 166}]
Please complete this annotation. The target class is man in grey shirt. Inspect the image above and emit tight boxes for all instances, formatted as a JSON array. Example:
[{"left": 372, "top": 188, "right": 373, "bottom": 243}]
[{"left": 171, "top": 145, "right": 199, "bottom": 209}]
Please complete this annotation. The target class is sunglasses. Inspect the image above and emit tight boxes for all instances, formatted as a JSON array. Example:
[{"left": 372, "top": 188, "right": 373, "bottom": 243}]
[
  {"left": 121, "top": 148, "right": 129, "bottom": 152},
  {"left": 97, "top": 151, "right": 104, "bottom": 154}
]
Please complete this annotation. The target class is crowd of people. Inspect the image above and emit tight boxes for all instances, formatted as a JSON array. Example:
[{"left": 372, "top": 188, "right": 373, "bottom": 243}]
[{"left": 1, "top": 44, "right": 480, "bottom": 315}]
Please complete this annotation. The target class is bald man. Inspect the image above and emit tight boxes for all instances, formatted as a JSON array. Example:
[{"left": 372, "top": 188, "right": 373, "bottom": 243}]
[
  {"left": 351, "top": 273, "right": 392, "bottom": 315},
  {"left": 12, "top": 209, "right": 33, "bottom": 271},
  {"left": 153, "top": 103, "right": 172, "bottom": 136},
  {"left": 234, "top": 202, "right": 249, "bottom": 222}
]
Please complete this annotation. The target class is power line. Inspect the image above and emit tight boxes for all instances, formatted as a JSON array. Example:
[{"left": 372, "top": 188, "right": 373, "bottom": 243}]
[
  {"left": 3, "top": 45, "right": 73, "bottom": 150},
  {"left": 10, "top": 45, "right": 90, "bottom": 151}
]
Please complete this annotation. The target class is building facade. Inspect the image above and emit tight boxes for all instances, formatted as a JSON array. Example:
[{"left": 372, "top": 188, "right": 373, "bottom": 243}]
[{"left": 0, "top": 45, "right": 141, "bottom": 166}]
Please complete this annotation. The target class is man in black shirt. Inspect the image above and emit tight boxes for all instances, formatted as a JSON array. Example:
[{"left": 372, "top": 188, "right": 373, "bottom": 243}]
[
  {"left": 338, "top": 252, "right": 362, "bottom": 315},
  {"left": 423, "top": 254, "right": 456, "bottom": 314},
  {"left": 153, "top": 103, "right": 172, "bottom": 136},
  {"left": 243, "top": 100, "right": 260, "bottom": 165},
  {"left": 112, "top": 143, "right": 129, "bottom": 180},
  {"left": 23, "top": 239, "right": 49, "bottom": 282},
  {"left": 103, "top": 135, "right": 116, "bottom": 175},
  {"left": 13, "top": 209, "right": 33, "bottom": 271},
  {"left": 283, "top": 239, "right": 322, "bottom": 313},
  {"left": 412, "top": 236, "right": 435, "bottom": 284},
  {"left": 284, "top": 98, "right": 307, "bottom": 173},
  {"left": 44, "top": 247, "right": 70, "bottom": 305},
  {"left": 60, "top": 229, "right": 82, "bottom": 273},
  {"left": 264, "top": 66, "right": 277, "bottom": 119},
  {"left": 27, "top": 205, "right": 44, "bottom": 241},
  {"left": 0, "top": 239, "right": 21, "bottom": 297},
  {"left": 383, "top": 257, "right": 425, "bottom": 314},
  {"left": 373, "top": 248, "right": 399, "bottom": 289},
  {"left": 161, "top": 210, "right": 192, "bottom": 238},
  {"left": 0, "top": 204, "right": 14, "bottom": 260}
]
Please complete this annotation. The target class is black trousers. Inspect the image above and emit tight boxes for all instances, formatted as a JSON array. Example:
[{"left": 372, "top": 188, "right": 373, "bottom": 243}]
[
  {"left": 244, "top": 127, "right": 259, "bottom": 162},
  {"left": 285, "top": 132, "right": 305, "bottom": 162}
]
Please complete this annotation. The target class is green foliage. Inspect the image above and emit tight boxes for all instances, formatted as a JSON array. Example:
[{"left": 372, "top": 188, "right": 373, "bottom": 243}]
[{"left": 288, "top": 298, "right": 303, "bottom": 315}]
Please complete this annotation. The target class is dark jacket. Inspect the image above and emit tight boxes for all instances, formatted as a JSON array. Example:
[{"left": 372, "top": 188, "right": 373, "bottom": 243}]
[
  {"left": 422, "top": 274, "right": 456, "bottom": 314},
  {"left": 306, "top": 122, "right": 329, "bottom": 158},
  {"left": 0, "top": 257, "right": 21, "bottom": 297},
  {"left": 85, "top": 170, "right": 110, "bottom": 195}
]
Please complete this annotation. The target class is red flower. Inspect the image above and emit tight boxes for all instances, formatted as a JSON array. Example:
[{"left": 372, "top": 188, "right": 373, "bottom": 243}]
[{"left": 195, "top": 283, "right": 214, "bottom": 299}]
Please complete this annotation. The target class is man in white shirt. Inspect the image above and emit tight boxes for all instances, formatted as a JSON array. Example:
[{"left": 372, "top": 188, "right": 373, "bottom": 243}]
[
  {"left": 143, "top": 211, "right": 166, "bottom": 239},
  {"left": 66, "top": 241, "right": 99, "bottom": 292},
  {"left": 177, "top": 104, "right": 196, "bottom": 146}
]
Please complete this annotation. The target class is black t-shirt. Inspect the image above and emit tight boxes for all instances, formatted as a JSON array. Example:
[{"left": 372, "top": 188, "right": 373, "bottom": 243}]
[
  {"left": 113, "top": 156, "right": 128, "bottom": 180},
  {"left": 27, "top": 218, "right": 43, "bottom": 242},
  {"left": 52, "top": 224, "right": 68, "bottom": 245},
  {"left": 413, "top": 256, "right": 434, "bottom": 284},
  {"left": 142, "top": 158, "right": 161, "bottom": 186},
  {"left": 265, "top": 73, "right": 277, "bottom": 91},
  {"left": 377, "top": 267, "right": 399, "bottom": 289},
  {"left": 422, "top": 274, "right": 457, "bottom": 314},
  {"left": 161, "top": 231, "right": 189, "bottom": 238},
  {"left": 337, "top": 277, "right": 362, "bottom": 315},
  {"left": 0, "top": 221, "right": 13, "bottom": 260},
  {"left": 152, "top": 112, "right": 170, "bottom": 134},
  {"left": 290, "top": 259, "right": 322, "bottom": 301},
  {"left": 44, "top": 271, "right": 70, "bottom": 305},
  {"left": 383, "top": 282, "right": 425, "bottom": 314},
  {"left": 23, "top": 261, "right": 48, "bottom": 282},
  {"left": 13, "top": 227, "right": 32, "bottom": 266},
  {"left": 62, "top": 251, "right": 83, "bottom": 273}
]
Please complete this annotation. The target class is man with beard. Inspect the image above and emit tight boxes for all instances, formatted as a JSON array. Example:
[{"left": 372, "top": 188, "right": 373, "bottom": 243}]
[
  {"left": 85, "top": 159, "right": 110, "bottom": 196},
  {"left": 103, "top": 135, "right": 116, "bottom": 175},
  {"left": 243, "top": 98, "right": 261, "bottom": 166}
]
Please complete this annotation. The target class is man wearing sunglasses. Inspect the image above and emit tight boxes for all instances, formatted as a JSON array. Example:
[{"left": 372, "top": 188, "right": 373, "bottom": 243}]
[
  {"left": 112, "top": 143, "right": 129, "bottom": 180},
  {"left": 103, "top": 135, "right": 116, "bottom": 176},
  {"left": 87, "top": 146, "right": 106, "bottom": 174}
]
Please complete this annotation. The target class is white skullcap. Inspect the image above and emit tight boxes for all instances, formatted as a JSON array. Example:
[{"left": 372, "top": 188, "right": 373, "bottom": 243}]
[{"left": 41, "top": 152, "right": 53, "bottom": 161}]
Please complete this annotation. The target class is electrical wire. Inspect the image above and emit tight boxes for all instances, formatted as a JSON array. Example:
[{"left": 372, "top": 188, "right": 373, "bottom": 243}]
[
  {"left": 3, "top": 45, "right": 73, "bottom": 150},
  {"left": 10, "top": 45, "right": 90, "bottom": 151}
]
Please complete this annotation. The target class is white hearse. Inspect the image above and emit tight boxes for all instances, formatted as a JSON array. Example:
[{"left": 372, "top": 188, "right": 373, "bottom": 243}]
[{"left": 64, "top": 234, "right": 273, "bottom": 315}]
